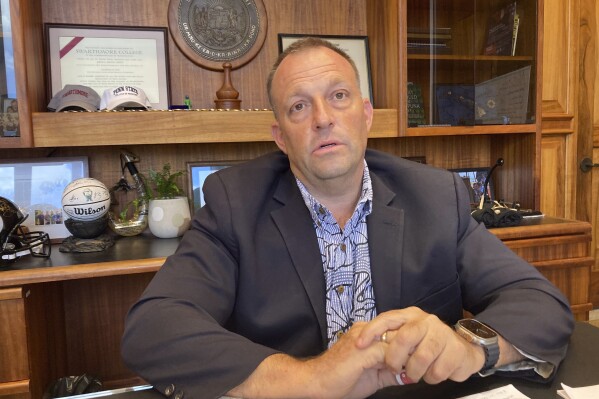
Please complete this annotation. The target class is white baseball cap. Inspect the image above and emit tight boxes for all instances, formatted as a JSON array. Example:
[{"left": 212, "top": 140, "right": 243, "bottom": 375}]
[
  {"left": 47, "top": 85, "right": 101, "bottom": 112},
  {"left": 100, "top": 86, "right": 152, "bottom": 110}
]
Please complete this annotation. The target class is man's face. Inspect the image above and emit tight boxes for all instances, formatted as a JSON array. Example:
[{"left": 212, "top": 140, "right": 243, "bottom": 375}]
[{"left": 270, "top": 47, "right": 373, "bottom": 191}]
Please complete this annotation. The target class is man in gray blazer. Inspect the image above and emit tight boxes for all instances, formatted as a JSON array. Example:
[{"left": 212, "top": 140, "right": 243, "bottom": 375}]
[{"left": 122, "top": 38, "right": 573, "bottom": 399}]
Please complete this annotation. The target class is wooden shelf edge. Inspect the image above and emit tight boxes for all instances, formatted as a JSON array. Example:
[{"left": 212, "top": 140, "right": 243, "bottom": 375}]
[
  {"left": 0, "top": 258, "right": 165, "bottom": 288},
  {"left": 0, "top": 380, "right": 29, "bottom": 395},
  {"left": 407, "top": 54, "right": 534, "bottom": 62},
  {"left": 32, "top": 109, "right": 398, "bottom": 147},
  {"left": 490, "top": 218, "right": 592, "bottom": 241},
  {"left": 405, "top": 124, "right": 537, "bottom": 137}
]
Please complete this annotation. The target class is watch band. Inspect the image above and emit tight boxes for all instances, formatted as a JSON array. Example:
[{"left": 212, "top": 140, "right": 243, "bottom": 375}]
[
  {"left": 454, "top": 319, "right": 500, "bottom": 374},
  {"left": 481, "top": 338, "right": 500, "bottom": 372}
]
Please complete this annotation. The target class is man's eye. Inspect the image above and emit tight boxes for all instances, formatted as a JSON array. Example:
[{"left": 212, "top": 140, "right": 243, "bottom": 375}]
[
  {"left": 334, "top": 92, "right": 347, "bottom": 100},
  {"left": 292, "top": 103, "right": 304, "bottom": 112}
]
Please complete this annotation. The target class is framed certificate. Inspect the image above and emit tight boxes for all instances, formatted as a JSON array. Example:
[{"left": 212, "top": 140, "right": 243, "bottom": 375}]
[
  {"left": 45, "top": 24, "right": 171, "bottom": 110},
  {"left": 278, "top": 34, "right": 373, "bottom": 105}
]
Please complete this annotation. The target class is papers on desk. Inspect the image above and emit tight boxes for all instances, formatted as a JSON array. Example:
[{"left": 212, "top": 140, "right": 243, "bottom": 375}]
[
  {"left": 457, "top": 384, "right": 530, "bottom": 399},
  {"left": 558, "top": 383, "right": 599, "bottom": 399}
]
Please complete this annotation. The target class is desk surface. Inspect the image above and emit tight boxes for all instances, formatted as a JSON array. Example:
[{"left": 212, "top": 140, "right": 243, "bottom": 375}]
[
  {"left": 374, "top": 322, "right": 599, "bottom": 398},
  {"left": 0, "top": 216, "right": 589, "bottom": 289},
  {"left": 92, "top": 322, "right": 599, "bottom": 399}
]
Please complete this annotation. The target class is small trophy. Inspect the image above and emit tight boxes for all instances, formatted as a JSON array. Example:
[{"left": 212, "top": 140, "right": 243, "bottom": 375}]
[{"left": 215, "top": 63, "right": 241, "bottom": 110}]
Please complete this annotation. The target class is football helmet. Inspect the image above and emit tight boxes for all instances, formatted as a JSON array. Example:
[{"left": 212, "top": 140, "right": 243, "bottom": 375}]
[{"left": 0, "top": 196, "right": 51, "bottom": 261}]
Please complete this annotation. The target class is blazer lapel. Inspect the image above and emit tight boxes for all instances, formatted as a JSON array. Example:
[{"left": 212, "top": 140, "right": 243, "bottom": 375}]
[
  {"left": 271, "top": 171, "right": 328, "bottom": 347},
  {"left": 368, "top": 173, "right": 405, "bottom": 313}
]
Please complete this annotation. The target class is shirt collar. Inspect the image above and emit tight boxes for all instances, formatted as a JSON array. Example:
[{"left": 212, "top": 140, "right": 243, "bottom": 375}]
[{"left": 296, "top": 161, "right": 373, "bottom": 223}]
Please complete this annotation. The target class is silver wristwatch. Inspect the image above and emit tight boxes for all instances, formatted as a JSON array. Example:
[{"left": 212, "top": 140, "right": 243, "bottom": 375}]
[{"left": 455, "top": 318, "right": 500, "bottom": 373}]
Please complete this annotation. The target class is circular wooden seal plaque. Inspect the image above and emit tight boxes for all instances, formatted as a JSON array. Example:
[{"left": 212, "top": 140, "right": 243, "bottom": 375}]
[{"left": 168, "top": 0, "right": 268, "bottom": 71}]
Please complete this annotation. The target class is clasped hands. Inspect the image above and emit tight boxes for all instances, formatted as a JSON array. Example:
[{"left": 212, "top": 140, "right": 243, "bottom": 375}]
[{"left": 314, "top": 307, "right": 486, "bottom": 399}]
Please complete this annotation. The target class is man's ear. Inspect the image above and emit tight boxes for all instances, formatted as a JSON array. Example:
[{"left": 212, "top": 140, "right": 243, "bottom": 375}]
[{"left": 271, "top": 122, "right": 287, "bottom": 154}]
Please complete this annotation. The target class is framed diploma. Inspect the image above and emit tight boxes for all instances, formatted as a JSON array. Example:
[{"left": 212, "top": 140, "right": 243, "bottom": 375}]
[
  {"left": 45, "top": 24, "right": 171, "bottom": 110},
  {"left": 278, "top": 34, "right": 373, "bottom": 105}
]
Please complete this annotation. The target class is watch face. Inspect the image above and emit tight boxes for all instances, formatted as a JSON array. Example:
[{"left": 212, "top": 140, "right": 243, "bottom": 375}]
[{"left": 459, "top": 319, "right": 497, "bottom": 339}]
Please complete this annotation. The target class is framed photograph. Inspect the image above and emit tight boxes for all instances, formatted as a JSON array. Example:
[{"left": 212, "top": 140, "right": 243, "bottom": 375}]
[
  {"left": 434, "top": 84, "right": 475, "bottom": 126},
  {"left": 2, "top": 98, "right": 19, "bottom": 137},
  {"left": 0, "top": 157, "right": 89, "bottom": 241},
  {"left": 187, "top": 161, "right": 240, "bottom": 213},
  {"left": 45, "top": 24, "right": 171, "bottom": 110},
  {"left": 278, "top": 34, "right": 373, "bottom": 104},
  {"left": 450, "top": 167, "right": 493, "bottom": 207}
]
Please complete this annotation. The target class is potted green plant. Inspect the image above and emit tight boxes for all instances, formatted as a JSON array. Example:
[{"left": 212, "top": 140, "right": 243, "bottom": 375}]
[{"left": 143, "top": 163, "right": 191, "bottom": 238}]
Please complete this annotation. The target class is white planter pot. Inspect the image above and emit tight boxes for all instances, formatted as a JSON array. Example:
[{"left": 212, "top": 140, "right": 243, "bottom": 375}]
[{"left": 148, "top": 197, "right": 191, "bottom": 238}]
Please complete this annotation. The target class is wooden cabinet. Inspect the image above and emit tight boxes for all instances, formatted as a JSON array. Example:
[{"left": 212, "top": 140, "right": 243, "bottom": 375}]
[
  {"left": 491, "top": 217, "right": 593, "bottom": 321},
  {"left": 0, "top": 288, "right": 30, "bottom": 398},
  {"left": 1, "top": 0, "right": 545, "bottom": 214}
]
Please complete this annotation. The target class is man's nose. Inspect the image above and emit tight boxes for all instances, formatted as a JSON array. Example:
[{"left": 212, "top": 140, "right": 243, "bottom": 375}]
[{"left": 312, "top": 99, "right": 334, "bottom": 130}]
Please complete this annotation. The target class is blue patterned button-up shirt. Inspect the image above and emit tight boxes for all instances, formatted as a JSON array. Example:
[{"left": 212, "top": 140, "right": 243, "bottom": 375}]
[{"left": 296, "top": 163, "right": 377, "bottom": 347}]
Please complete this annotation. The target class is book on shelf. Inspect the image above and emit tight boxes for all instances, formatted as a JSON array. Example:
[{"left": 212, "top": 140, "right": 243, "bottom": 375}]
[
  {"left": 407, "top": 27, "right": 452, "bottom": 55},
  {"left": 511, "top": 12, "right": 520, "bottom": 56},
  {"left": 407, "top": 82, "right": 426, "bottom": 127},
  {"left": 483, "top": 1, "right": 518, "bottom": 56}
]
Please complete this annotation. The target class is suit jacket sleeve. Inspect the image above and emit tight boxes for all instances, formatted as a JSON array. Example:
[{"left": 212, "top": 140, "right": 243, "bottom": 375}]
[{"left": 121, "top": 167, "right": 282, "bottom": 399}]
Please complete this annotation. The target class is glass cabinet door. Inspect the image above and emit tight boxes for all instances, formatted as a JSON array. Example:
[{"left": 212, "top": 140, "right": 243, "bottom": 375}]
[
  {"left": 0, "top": 0, "right": 19, "bottom": 139},
  {"left": 406, "top": 0, "right": 537, "bottom": 128}
]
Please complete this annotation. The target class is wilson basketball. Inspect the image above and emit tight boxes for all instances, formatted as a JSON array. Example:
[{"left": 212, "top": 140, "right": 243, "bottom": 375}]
[{"left": 62, "top": 178, "right": 111, "bottom": 221}]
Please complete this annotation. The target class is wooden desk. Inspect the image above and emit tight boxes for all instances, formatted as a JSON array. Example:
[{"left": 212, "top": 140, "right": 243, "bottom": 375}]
[
  {"left": 490, "top": 216, "right": 593, "bottom": 321},
  {"left": 68, "top": 322, "right": 599, "bottom": 399},
  {"left": 0, "top": 217, "right": 592, "bottom": 398}
]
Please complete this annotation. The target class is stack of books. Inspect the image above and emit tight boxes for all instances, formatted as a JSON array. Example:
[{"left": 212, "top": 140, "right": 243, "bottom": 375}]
[{"left": 407, "top": 27, "right": 452, "bottom": 55}]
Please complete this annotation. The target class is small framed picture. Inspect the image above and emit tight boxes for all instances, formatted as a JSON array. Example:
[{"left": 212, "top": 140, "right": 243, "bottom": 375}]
[
  {"left": 278, "top": 34, "right": 373, "bottom": 105},
  {"left": 187, "top": 161, "right": 240, "bottom": 214},
  {"left": 0, "top": 157, "right": 89, "bottom": 241},
  {"left": 2, "top": 98, "right": 19, "bottom": 137},
  {"left": 450, "top": 167, "right": 493, "bottom": 207}
]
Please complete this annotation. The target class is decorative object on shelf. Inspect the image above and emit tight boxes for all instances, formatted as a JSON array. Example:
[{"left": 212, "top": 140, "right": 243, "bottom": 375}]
[
  {"left": 483, "top": 1, "right": 518, "bottom": 56},
  {"left": 0, "top": 196, "right": 51, "bottom": 263},
  {"left": 100, "top": 86, "right": 152, "bottom": 111},
  {"left": 61, "top": 177, "right": 111, "bottom": 242},
  {"left": 47, "top": 84, "right": 101, "bottom": 112},
  {"left": 215, "top": 63, "right": 241, "bottom": 110},
  {"left": 0, "top": 157, "right": 88, "bottom": 241},
  {"left": 108, "top": 151, "right": 149, "bottom": 237},
  {"left": 407, "top": 82, "right": 426, "bottom": 126},
  {"left": 144, "top": 163, "right": 191, "bottom": 238},
  {"left": 435, "top": 84, "right": 475, "bottom": 126},
  {"left": 45, "top": 24, "right": 171, "bottom": 110},
  {"left": 168, "top": 0, "right": 268, "bottom": 71},
  {"left": 184, "top": 95, "right": 192, "bottom": 109},
  {"left": 474, "top": 65, "right": 531, "bottom": 125},
  {"left": 187, "top": 160, "right": 239, "bottom": 213},
  {"left": 279, "top": 34, "right": 373, "bottom": 104},
  {"left": 62, "top": 178, "right": 110, "bottom": 222}
]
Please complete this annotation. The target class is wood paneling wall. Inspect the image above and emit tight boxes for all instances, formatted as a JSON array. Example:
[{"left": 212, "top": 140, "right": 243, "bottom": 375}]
[{"left": 541, "top": 0, "right": 578, "bottom": 219}]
